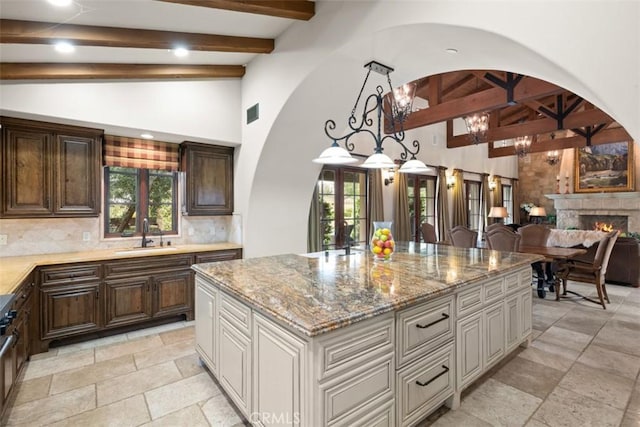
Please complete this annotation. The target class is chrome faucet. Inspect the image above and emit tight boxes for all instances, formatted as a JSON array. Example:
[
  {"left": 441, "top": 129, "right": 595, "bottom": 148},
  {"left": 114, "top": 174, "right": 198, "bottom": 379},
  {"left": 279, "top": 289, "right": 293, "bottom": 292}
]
[{"left": 141, "top": 218, "right": 153, "bottom": 248}]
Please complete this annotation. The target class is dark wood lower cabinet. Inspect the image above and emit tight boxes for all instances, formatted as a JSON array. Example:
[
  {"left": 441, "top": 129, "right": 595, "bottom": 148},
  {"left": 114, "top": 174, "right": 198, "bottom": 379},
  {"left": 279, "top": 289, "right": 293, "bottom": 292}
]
[
  {"left": 104, "top": 277, "right": 152, "bottom": 328},
  {"left": 34, "top": 249, "right": 242, "bottom": 353},
  {"left": 41, "top": 284, "right": 101, "bottom": 340}
]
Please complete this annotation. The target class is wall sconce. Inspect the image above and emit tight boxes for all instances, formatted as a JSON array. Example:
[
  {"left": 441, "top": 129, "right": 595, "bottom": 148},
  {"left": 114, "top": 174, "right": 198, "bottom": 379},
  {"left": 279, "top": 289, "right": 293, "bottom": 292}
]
[
  {"left": 384, "top": 168, "right": 395, "bottom": 186},
  {"left": 488, "top": 180, "right": 497, "bottom": 191},
  {"left": 446, "top": 175, "right": 455, "bottom": 189},
  {"left": 545, "top": 150, "right": 560, "bottom": 166}
]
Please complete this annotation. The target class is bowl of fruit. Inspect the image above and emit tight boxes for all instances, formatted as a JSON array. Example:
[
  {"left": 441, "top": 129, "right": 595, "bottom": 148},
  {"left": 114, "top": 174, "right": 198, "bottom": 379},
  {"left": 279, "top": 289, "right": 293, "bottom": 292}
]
[{"left": 371, "top": 222, "right": 395, "bottom": 262}]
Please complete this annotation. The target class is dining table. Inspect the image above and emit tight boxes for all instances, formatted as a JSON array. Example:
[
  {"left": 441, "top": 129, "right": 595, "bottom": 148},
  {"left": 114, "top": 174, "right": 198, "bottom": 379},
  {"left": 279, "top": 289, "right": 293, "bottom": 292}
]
[{"left": 518, "top": 245, "right": 588, "bottom": 299}]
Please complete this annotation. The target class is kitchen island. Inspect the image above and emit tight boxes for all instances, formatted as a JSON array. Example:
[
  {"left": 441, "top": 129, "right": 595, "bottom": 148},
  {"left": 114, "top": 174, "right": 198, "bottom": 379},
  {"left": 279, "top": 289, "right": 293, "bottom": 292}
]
[{"left": 193, "top": 243, "right": 542, "bottom": 427}]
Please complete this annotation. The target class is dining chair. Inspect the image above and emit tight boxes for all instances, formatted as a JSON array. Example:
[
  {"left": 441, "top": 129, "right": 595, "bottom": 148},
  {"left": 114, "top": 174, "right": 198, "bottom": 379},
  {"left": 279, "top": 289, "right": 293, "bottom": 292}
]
[
  {"left": 517, "top": 224, "right": 554, "bottom": 290},
  {"left": 449, "top": 226, "right": 478, "bottom": 248},
  {"left": 486, "top": 228, "right": 521, "bottom": 251},
  {"left": 420, "top": 223, "right": 438, "bottom": 243},
  {"left": 557, "top": 230, "right": 619, "bottom": 309},
  {"left": 486, "top": 223, "right": 512, "bottom": 233}
]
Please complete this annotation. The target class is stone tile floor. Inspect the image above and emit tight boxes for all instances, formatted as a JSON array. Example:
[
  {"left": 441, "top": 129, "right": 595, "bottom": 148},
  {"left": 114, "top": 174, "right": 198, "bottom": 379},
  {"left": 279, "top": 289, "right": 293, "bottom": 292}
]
[{"left": 3, "top": 281, "right": 639, "bottom": 426}]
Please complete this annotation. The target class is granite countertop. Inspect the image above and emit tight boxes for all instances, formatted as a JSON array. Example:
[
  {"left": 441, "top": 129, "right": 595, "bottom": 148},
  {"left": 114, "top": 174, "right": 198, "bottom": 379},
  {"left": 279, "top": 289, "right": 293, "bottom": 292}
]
[
  {"left": 192, "top": 243, "right": 542, "bottom": 337},
  {"left": 0, "top": 243, "right": 242, "bottom": 295}
]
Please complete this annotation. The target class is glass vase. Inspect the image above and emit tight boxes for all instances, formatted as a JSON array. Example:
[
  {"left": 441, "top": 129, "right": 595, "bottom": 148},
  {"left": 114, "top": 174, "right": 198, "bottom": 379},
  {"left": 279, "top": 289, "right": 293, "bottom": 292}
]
[{"left": 371, "top": 221, "right": 395, "bottom": 262}]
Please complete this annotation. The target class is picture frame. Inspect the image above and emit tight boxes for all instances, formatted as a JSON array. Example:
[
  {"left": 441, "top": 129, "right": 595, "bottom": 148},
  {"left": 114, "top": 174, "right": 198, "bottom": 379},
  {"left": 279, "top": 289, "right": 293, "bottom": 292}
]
[{"left": 574, "top": 141, "right": 635, "bottom": 193}]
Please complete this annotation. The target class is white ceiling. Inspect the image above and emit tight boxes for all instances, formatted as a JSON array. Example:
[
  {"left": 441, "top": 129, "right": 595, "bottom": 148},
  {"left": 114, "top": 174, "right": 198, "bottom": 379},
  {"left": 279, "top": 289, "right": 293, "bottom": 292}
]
[{"left": 0, "top": 0, "right": 297, "bottom": 65}]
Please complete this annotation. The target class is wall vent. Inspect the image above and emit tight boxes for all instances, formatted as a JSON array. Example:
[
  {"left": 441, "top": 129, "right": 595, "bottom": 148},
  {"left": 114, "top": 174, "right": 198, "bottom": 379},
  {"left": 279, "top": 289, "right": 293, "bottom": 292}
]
[{"left": 247, "top": 103, "right": 259, "bottom": 124}]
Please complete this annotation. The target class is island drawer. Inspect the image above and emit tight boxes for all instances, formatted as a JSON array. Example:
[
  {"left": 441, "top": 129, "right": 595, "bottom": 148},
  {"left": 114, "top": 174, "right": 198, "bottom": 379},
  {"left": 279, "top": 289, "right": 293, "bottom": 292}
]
[
  {"left": 483, "top": 278, "right": 505, "bottom": 304},
  {"left": 39, "top": 263, "right": 102, "bottom": 286},
  {"left": 456, "top": 287, "right": 482, "bottom": 318},
  {"left": 505, "top": 272, "right": 521, "bottom": 293},
  {"left": 317, "top": 314, "right": 394, "bottom": 381},
  {"left": 396, "top": 295, "right": 453, "bottom": 368},
  {"left": 104, "top": 254, "right": 193, "bottom": 277},
  {"left": 396, "top": 342, "right": 454, "bottom": 427},
  {"left": 220, "top": 291, "right": 252, "bottom": 337}
]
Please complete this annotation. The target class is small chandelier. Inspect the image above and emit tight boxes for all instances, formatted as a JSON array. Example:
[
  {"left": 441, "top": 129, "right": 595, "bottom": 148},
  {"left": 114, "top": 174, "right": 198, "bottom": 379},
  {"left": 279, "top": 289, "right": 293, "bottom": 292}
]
[
  {"left": 313, "top": 61, "right": 429, "bottom": 174},
  {"left": 545, "top": 150, "right": 560, "bottom": 165},
  {"left": 514, "top": 135, "right": 532, "bottom": 157},
  {"left": 463, "top": 113, "right": 490, "bottom": 144}
]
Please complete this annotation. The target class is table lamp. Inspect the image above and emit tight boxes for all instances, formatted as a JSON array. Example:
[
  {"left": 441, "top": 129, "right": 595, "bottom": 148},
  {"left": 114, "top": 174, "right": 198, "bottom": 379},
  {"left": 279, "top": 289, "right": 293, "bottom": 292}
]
[
  {"left": 529, "top": 206, "right": 547, "bottom": 224},
  {"left": 488, "top": 206, "right": 508, "bottom": 223}
]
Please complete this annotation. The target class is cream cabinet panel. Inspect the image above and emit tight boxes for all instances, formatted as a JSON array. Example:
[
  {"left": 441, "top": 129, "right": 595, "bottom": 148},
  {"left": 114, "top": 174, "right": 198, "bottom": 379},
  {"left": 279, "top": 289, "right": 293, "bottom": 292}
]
[
  {"left": 352, "top": 399, "right": 395, "bottom": 427},
  {"left": 456, "top": 312, "right": 482, "bottom": 389},
  {"left": 483, "top": 302, "right": 505, "bottom": 369},
  {"left": 195, "top": 278, "right": 217, "bottom": 374},
  {"left": 220, "top": 318, "right": 251, "bottom": 417},
  {"left": 521, "top": 290, "right": 532, "bottom": 339},
  {"left": 505, "top": 294, "right": 520, "bottom": 352},
  {"left": 253, "top": 313, "right": 307, "bottom": 427}
]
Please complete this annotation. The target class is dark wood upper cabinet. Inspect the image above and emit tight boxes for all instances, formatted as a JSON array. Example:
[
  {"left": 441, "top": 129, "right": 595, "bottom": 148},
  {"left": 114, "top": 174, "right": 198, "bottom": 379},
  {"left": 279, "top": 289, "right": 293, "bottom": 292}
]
[
  {"left": 181, "top": 141, "right": 234, "bottom": 216},
  {"left": 1, "top": 117, "right": 102, "bottom": 218}
]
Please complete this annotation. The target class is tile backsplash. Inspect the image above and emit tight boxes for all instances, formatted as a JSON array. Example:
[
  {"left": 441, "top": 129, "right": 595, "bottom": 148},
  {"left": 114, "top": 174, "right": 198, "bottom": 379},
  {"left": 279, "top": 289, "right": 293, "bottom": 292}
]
[{"left": 0, "top": 214, "right": 241, "bottom": 257}]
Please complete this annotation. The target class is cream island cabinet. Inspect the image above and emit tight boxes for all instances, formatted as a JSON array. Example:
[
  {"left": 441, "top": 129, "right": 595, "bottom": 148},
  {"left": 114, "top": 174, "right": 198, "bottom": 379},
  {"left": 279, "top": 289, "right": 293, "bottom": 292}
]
[{"left": 193, "top": 244, "right": 541, "bottom": 427}]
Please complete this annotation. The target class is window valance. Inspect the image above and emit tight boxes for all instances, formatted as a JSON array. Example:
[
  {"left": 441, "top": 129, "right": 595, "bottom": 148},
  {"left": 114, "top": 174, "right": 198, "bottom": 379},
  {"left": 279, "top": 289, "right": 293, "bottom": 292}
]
[{"left": 103, "top": 135, "right": 179, "bottom": 172}]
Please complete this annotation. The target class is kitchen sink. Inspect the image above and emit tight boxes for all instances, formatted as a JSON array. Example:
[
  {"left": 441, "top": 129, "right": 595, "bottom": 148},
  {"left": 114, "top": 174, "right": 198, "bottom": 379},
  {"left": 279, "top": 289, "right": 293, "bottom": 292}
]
[{"left": 114, "top": 246, "right": 178, "bottom": 255}]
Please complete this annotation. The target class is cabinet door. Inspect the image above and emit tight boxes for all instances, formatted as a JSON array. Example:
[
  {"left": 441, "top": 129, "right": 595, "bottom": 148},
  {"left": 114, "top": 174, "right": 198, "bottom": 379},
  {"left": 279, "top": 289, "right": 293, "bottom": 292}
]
[
  {"left": 520, "top": 289, "right": 532, "bottom": 340},
  {"left": 505, "top": 294, "right": 520, "bottom": 352},
  {"left": 104, "top": 277, "right": 152, "bottom": 328},
  {"left": 456, "top": 312, "right": 482, "bottom": 389},
  {"left": 53, "top": 134, "right": 100, "bottom": 216},
  {"left": 152, "top": 271, "right": 192, "bottom": 318},
  {"left": 182, "top": 142, "right": 234, "bottom": 216},
  {"left": 195, "top": 278, "right": 217, "bottom": 373},
  {"left": 219, "top": 318, "right": 251, "bottom": 417},
  {"left": 41, "top": 284, "right": 101, "bottom": 340},
  {"left": 253, "top": 313, "right": 306, "bottom": 427},
  {"left": 1, "top": 126, "right": 51, "bottom": 217},
  {"left": 483, "top": 302, "right": 505, "bottom": 368}
]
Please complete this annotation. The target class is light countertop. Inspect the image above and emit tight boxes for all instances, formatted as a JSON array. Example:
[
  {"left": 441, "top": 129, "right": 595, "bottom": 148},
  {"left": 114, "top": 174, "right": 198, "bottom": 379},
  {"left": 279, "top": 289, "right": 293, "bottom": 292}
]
[
  {"left": 192, "top": 243, "right": 542, "bottom": 337},
  {"left": 0, "top": 243, "right": 242, "bottom": 295}
]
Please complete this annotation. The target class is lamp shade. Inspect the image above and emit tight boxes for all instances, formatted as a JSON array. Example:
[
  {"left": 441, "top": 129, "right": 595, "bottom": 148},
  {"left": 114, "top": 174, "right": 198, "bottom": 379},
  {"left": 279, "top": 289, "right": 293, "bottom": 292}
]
[
  {"left": 488, "top": 206, "right": 508, "bottom": 218},
  {"left": 360, "top": 152, "right": 395, "bottom": 169},
  {"left": 398, "top": 158, "right": 430, "bottom": 174},
  {"left": 530, "top": 207, "right": 547, "bottom": 217},
  {"left": 312, "top": 145, "right": 358, "bottom": 164}
]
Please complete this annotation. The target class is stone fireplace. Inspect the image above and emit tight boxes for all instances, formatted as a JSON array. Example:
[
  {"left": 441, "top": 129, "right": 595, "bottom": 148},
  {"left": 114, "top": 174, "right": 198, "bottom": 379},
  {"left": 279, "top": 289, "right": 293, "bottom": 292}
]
[{"left": 546, "top": 192, "right": 640, "bottom": 231}]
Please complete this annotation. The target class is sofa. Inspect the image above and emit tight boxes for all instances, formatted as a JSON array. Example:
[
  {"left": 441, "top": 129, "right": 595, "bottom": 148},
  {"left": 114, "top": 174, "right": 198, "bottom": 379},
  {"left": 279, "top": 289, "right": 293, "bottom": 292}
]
[{"left": 569, "top": 236, "right": 640, "bottom": 287}]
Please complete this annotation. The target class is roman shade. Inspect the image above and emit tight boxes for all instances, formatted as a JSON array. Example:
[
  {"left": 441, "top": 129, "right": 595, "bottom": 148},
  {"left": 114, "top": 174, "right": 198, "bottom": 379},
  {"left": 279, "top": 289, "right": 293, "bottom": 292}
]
[{"left": 103, "top": 135, "right": 179, "bottom": 171}]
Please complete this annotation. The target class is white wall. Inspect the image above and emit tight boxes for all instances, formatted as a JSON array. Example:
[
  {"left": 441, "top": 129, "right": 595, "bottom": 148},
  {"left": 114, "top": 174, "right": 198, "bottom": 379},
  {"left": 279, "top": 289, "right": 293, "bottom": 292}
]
[
  {"left": 0, "top": 79, "right": 242, "bottom": 144},
  {"left": 239, "top": 0, "right": 639, "bottom": 258}
]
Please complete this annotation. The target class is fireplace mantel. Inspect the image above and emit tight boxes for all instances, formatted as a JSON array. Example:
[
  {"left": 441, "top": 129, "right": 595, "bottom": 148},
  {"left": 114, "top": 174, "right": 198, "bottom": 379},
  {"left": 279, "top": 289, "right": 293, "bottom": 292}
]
[{"left": 545, "top": 192, "right": 640, "bottom": 231}]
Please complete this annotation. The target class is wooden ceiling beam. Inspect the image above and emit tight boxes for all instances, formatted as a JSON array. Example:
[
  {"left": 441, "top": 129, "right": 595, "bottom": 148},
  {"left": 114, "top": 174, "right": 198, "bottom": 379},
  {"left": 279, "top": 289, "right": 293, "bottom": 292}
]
[
  {"left": 399, "top": 77, "right": 564, "bottom": 132},
  {"left": 487, "top": 127, "right": 631, "bottom": 158},
  {"left": 0, "top": 63, "right": 245, "bottom": 80},
  {"left": 0, "top": 19, "right": 274, "bottom": 53},
  {"left": 155, "top": 0, "right": 315, "bottom": 20},
  {"left": 447, "top": 109, "right": 614, "bottom": 148}
]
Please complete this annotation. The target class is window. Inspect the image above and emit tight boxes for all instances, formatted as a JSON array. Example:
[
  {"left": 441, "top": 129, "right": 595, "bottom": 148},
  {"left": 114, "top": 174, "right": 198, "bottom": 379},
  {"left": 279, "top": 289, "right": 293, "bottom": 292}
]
[
  {"left": 104, "top": 167, "right": 178, "bottom": 237},
  {"left": 465, "top": 180, "right": 481, "bottom": 231},
  {"left": 317, "top": 167, "right": 368, "bottom": 249},
  {"left": 407, "top": 174, "right": 436, "bottom": 242},
  {"left": 502, "top": 184, "right": 513, "bottom": 223}
]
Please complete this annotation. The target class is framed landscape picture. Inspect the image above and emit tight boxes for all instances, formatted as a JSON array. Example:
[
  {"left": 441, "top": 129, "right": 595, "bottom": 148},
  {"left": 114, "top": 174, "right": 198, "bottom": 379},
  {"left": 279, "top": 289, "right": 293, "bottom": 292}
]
[{"left": 575, "top": 141, "right": 635, "bottom": 193}]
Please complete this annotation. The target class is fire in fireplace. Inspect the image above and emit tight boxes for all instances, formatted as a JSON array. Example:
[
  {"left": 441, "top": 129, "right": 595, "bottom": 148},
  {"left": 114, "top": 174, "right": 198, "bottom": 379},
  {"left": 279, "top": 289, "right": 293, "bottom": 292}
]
[{"left": 580, "top": 215, "right": 628, "bottom": 233}]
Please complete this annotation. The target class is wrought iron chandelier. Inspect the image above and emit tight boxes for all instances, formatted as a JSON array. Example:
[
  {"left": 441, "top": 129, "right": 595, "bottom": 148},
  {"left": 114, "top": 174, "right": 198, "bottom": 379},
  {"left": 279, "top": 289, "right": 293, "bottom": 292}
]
[
  {"left": 313, "top": 61, "right": 429, "bottom": 173},
  {"left": 463, "top": 113, "right": 490, "bottom": 144},
  {"left": 545, "top": 150, "right": 560, "bottom": 165},
  {"left": 514, "top": 135, "right": 532, "bottom": 157}
]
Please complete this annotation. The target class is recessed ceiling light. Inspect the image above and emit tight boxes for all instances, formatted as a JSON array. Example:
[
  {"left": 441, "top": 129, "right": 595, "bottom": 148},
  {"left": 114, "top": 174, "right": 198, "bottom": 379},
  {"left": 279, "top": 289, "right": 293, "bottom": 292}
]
[
  {"left": 54, "top": 41, "right": 75, "bottom": 53},
  {"left": 173, "top": 47, "right": 189, "bottom": 57},
  {"left": 48, "top": 0, "right": 73, "bottom": 6},
  {"left": 445, "top": 48, "right": 459, "bottom": 54},
  {"left": 140, "top": 133, "right": 154, "bottom": 139}
]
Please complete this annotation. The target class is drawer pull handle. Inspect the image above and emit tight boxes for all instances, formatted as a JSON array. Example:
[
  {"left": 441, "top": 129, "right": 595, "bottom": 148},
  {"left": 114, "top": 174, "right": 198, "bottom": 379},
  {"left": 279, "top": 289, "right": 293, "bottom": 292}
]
[
  {"left": 416, "top": 365, "right": 449, "bottom": 387},
  {"left": 416, "top": 313, "right": 449, "bottom": 329}
]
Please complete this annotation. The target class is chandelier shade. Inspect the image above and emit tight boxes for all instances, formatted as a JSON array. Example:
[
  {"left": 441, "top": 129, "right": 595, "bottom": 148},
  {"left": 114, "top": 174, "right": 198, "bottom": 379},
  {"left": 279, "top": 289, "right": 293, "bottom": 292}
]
[
  {"left": 314, "top": 61, "right": 428, "bottom": 173},
  {"left": 463, "top": 113, "right": 490, "bottom": 144}
]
